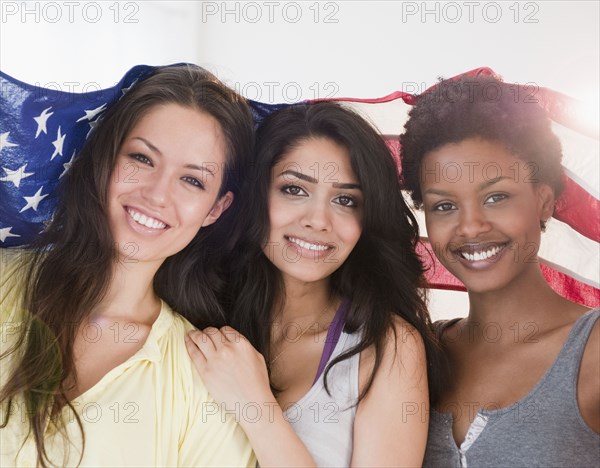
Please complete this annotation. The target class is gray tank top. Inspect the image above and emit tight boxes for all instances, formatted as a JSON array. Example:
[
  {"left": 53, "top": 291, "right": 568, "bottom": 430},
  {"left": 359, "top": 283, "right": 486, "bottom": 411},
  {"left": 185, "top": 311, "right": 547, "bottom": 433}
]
[{"left": 424, "top": 308, "right": 600, "bottom": 468}]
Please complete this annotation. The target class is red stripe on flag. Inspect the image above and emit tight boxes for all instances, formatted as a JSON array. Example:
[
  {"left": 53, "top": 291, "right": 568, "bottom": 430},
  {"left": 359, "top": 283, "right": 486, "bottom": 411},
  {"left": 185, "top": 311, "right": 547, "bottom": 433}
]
[
  {"left": 313, "top": 67, "right": 497, "bottom": 105},
  {"left": 386, "top": 139, "right": 401, "bottom": 169},
  {"left": 314, "top": 90, "right": 416, "bottom": 105},
  {"left": 417, "top": 241, "right": 600, "bottom": 308},
  {"left": 540, "top": 263, "right": 600, "bottom": 308},
  {"left": 555, "top": 175, "right": 600, "bottom": 242},
  {"left": 529, "top": 86, "right": 599, "bottom": 140}
]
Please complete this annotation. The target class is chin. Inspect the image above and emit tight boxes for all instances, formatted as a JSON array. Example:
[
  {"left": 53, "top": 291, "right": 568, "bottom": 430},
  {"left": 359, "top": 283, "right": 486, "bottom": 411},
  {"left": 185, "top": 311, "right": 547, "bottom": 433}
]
[
  {"left": 458, "top": 272, "right": 517, "bottom": 296},
  {"left": 281, "top": 267, "right": 333, "bottom": 285}
]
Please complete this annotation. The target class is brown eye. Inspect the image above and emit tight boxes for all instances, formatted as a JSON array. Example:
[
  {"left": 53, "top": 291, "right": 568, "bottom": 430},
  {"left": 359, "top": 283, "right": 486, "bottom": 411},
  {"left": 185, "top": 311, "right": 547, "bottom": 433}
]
[
  {"left": 128, "top": 153, "right": 152, "bottom": 166},
  {"left": 485, "top": 194, "right": 508, "bottom": 204},
  {"left": 433, "top": 202, "right": 455, "bottom": 212},
  {"left": 334, "top": 195, "right": 356, "bottom": 207},
  {"left": 181, "top": 176, "right": 205, "bottom": 190},
  {"left": 282, "top": 185, "right": 307, "bottom": 197}
]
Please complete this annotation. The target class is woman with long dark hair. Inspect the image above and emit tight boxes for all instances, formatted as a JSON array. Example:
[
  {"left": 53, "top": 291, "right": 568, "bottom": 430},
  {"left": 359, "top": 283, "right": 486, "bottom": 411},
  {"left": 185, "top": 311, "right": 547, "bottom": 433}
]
[
  {"left": 187, "top": 102, "right": 444, "bottom": 466},
  {"left": 0, "top": 65, "right": 255, "bottom": 467}
]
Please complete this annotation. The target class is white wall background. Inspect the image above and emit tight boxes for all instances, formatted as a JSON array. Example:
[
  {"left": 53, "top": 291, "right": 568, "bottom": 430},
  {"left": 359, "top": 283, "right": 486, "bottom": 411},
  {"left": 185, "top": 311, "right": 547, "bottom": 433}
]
[{"left": 2, "top": 0, "right": 598, "bottom": 319}]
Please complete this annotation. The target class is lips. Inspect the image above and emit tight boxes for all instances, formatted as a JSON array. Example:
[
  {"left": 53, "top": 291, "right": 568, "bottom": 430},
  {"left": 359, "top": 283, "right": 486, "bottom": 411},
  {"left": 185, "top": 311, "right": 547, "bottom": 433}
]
[
  {"left": 286, "top": 235, "right": 333, "bottom": 252},
  {"left": 285, "top": 235, "right": 335, "bottom": 261},
  {"left": 126, "top": 206, "right": 169, "bottom": 230},
  {"left": 454, "top": 242, "right": 508, "bottom": 263}
]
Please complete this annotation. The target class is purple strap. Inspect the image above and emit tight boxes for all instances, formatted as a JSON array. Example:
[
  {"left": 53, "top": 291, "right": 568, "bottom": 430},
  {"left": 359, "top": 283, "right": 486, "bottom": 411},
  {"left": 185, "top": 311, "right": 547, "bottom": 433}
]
[{"left": 313, "top": 299, "right": 350, "bottom": 384}]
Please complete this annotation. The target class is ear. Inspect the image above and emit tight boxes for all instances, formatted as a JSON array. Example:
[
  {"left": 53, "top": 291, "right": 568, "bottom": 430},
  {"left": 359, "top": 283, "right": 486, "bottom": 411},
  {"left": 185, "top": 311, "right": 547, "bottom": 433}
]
[
  {"left": 537, "top": 183, "right": 555, "bottom": 223},
  {"left": 202, "top": 191, "right": 234, "bottom": 227}
]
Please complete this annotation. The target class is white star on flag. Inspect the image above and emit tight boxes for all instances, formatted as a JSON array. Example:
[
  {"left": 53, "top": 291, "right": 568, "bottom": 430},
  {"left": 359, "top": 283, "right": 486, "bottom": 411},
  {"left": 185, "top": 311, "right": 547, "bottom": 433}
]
[
  {"left": 121, "top": 81, "right": 138, "bottom": 95},
  {"left": 0, "top": 164, "right": 34, "bottom": 188},
  {"left": 51, "top": 126, "right": 66, "bottom": 160},
  {"left": 33, "top": 107, "right": 54, "bottom": 138},
  {"left": 86, "top": 118, "right": 100, "bottom": 138},
  {"left": 0, "top": 227, "right": 20, "bottom": 243},
  {"left": 60, "top": 151, "right": 76, "bottom": 178},
  {"left": 0, "top": 132, "right": 19, "bottom": 152},
  {"left": 76, "top": 103, "right": 107, "bottom": 122},
  {"left": 20, "top": 186, "right": 49, "bottom": 213}
]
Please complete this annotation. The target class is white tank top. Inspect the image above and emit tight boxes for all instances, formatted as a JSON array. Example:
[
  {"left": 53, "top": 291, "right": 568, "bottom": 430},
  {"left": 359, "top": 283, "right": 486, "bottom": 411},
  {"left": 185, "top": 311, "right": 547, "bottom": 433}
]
[{"left": 283, "top": 329, "right": 362, "bottom": 467}]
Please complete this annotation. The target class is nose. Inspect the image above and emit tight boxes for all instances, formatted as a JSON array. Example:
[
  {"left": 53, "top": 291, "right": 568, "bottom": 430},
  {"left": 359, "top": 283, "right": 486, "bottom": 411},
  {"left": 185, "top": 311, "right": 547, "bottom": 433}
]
[
  {"left": 140, "top": 170, "right": 172, "bottom": 208},
  {"left": 301, "top": 198, "right": 332, "bottom": 232},
  {"left": 456, "top": 205, "right": 492, "bottom": 239}
]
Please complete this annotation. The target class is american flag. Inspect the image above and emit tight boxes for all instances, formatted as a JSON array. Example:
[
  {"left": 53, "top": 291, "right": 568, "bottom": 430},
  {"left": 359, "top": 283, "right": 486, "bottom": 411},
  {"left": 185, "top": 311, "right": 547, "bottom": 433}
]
[
  {"left": 1, "top": 65, "right": 598, "bottom": 307},
  {"left": 0, "top": 65, "right": 154, "bottom": 245}
]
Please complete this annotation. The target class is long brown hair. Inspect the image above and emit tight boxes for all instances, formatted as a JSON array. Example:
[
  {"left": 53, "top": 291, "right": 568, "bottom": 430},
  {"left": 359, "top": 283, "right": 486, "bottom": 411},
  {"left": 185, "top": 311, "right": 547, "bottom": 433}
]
[{"left": 0, "top": 65, "right": 254, "bottom": 467}]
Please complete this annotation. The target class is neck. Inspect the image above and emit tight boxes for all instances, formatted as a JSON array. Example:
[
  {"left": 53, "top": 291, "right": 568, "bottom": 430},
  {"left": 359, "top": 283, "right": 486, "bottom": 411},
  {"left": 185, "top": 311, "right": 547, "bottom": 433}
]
[
  {"left": 92, "top": 259, "right": 162, "bottom": 326},
  {"left": 276, "top": 276, "right": 336, "bottom": 323},
  {"left": 466, "top": 263, "right": 575, "bottom": 331}
]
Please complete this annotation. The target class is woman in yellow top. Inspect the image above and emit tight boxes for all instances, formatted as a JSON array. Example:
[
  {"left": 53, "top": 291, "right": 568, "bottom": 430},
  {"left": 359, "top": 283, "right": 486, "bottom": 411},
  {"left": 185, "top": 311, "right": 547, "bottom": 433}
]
[{"left": 0, "top": 65, "right": 255, "bottom": 467}]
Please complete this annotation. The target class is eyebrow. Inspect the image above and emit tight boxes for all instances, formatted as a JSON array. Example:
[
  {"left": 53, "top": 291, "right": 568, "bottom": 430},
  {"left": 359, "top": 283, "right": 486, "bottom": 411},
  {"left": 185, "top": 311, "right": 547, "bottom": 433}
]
[
  {"left": 423, "top": 176, "right": 512, "bottom": 196},
  {"left": 134, "top": 137, "right": 162, "bottom": 156},
  {"left": 133, "top": 137, "right": 215, "bottom": 176},
  {"left": 479, "top": 176, "right": 511, "bottom": 190},
  {"left": 422, "top": 188, "right": 452, "bottom": 197},
  {"left": 278, "top": 170, "right": 361, "bottom": 190}
]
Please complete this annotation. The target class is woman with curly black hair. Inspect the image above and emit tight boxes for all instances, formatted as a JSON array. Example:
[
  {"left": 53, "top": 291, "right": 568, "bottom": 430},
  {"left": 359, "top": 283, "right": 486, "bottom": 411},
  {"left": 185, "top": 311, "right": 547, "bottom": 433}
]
[{"left": 400, "top": 75, "right": 599, "bottom": 467}]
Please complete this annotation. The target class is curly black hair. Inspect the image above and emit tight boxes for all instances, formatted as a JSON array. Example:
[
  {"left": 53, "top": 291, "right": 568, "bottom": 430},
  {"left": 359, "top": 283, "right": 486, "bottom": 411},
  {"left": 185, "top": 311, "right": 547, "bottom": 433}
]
[{"left": 399, "top": 75, "right": 564, "bottom": 209}]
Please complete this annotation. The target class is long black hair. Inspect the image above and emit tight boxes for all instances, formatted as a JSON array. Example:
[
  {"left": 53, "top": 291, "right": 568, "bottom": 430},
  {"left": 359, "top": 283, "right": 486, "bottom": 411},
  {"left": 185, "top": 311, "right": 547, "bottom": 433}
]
[{"left": 226, "top": 102, "right": 445, "bottom": 404}]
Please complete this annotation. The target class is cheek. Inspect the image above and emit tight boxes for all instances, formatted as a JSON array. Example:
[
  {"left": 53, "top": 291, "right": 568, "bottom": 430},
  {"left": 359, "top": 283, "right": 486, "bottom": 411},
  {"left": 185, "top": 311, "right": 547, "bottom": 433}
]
[
  {"left": 107, "top": 165, "right": 121, "bottom": 195},
  {"left": 267, "top": 197, "right": 291, "bottom": 234},
  {"left": 340, "top": 216, "right": 362, "bottom": 247},
  {"left": 424, "top": 218, "right": 454, "bottom": 257},
  {"left": 519, "top": 217, "right": 543, "bottom": 246},
  {"left": 507, "top": 202, "right": 543, "bottom": 237},
  {"left": 424, "top": 217, "right": 444, "bottom": 243},
  {"left": 176, "top": 193, "right": 214, "bottom": 229},
  {"left": 106, "top": 178, "right": 124, "bottom": 214}
]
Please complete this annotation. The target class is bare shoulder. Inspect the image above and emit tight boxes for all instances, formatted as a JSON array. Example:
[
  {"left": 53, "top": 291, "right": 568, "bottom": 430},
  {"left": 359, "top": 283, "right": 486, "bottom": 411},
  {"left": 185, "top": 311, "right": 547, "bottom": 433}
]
[
  {"left": 380, "top": 316, "right": 427, "bottom": 376},
  {"left": 358, "top": 316, "right": 427, "bottom": 389},
  {"left": 387, "top": 315, "right": 426, "bottom": 352}
]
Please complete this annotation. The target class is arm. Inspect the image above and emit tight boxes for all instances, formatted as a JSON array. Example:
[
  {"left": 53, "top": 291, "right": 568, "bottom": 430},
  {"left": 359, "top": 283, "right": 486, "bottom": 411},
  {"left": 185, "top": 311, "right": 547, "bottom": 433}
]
[
  {"left": 351, "top": 317, "right": 429, "bottom": 467},
  {"left": 186, "top": 326, "right": 318, "bottom": 467}
]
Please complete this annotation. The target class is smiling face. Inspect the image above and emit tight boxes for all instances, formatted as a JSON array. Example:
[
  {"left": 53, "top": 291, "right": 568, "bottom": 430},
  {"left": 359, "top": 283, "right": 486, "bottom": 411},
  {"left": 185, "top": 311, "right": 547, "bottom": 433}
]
[
  {"left": 263, "top": 137, "right": 363, "bottom": 285},
  {"left": 107, "top": 103, "right": 233, "bottom": 266},
  {"left": 420, "top": 137, "right": 554, "bottom": 295}
]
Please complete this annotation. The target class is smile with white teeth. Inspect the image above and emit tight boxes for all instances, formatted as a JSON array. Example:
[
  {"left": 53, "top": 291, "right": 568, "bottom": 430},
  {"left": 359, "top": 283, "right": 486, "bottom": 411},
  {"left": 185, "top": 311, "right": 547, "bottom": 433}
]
[
  {"left": 459, "top": 244, "right": 505, "bottom": 262},
  {"left": 127, "top": 208, "right": 167, "bottom": 229},
  {"left": 287, "top": 236, "right": 331, "bottom": 252}
]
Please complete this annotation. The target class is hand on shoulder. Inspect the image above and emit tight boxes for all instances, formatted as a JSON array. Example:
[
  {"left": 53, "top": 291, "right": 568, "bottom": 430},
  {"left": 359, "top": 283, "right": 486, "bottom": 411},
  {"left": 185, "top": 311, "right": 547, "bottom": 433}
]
[{"left": 185, "top": 326, "right": 274, "bottom": 417}]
